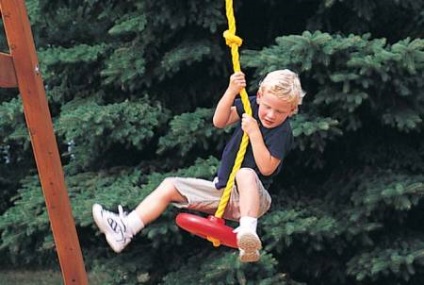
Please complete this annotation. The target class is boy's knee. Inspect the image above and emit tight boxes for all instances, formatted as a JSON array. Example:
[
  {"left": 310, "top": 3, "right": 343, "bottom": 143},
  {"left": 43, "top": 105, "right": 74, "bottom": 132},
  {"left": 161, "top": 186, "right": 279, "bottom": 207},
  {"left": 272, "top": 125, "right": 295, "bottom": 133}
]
[
  {"left": 236, "top": 168, "right": 257, "bottom": 181},
  {"left": 236, "top": 168, "right": 258, "bottom": 188},
  {"left": 160, "top": 178, "right": 186, "bottom": 202},
  {"left": 159, "top": 178, "right": 178, "bottom": 193}
]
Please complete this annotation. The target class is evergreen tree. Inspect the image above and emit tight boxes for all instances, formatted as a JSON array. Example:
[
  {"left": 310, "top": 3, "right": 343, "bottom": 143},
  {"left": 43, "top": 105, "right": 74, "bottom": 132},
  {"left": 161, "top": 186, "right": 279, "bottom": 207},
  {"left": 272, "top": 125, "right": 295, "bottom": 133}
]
[{"left": 1, "top": 0, "right": 423, "bottom": 284}]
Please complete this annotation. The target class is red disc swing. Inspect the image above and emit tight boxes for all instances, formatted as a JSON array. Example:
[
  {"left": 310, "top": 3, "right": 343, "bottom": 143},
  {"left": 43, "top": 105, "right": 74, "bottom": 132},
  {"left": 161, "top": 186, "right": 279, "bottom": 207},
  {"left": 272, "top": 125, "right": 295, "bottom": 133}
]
[{"left": 175, "top": 0, "right": 252, "bottom": 249}]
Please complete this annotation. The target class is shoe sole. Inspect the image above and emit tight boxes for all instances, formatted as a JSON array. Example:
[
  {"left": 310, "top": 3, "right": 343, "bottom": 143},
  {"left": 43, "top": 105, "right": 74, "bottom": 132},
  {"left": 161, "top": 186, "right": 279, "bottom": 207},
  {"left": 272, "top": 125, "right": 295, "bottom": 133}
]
[{"left": 237, "top": 232, "right": 262, "bottom": 263}]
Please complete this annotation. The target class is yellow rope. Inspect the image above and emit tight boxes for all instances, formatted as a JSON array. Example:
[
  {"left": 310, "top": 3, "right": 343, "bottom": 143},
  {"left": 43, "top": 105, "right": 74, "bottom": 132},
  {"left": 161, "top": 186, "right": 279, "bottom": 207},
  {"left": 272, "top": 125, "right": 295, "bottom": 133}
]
[{"left": 214, "top": 0, "right": 252, "bottom": 220}]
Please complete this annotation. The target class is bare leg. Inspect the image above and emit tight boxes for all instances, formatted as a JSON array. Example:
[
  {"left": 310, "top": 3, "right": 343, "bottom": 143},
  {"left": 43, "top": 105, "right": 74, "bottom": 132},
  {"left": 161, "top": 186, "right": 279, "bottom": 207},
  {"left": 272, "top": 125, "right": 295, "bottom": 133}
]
[
  {"left": 234, "top": 168, "right": 262, "bottom": 262},
  {"left": 92, "top": 178, "right": 186, "bottom": 253},
  {"left": 235, "top": 168, "right": 260, "bottom": 218},
  {"left": 134, "top": 178, "right": 187, "bottom": 225}
]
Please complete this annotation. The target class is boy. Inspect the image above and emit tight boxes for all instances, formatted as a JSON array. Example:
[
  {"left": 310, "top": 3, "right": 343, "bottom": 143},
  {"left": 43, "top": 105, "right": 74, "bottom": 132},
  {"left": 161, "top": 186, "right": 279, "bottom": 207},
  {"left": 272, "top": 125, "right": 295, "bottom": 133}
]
[{"left": 92, "top": 69, "right": 305, "bottom": 262}]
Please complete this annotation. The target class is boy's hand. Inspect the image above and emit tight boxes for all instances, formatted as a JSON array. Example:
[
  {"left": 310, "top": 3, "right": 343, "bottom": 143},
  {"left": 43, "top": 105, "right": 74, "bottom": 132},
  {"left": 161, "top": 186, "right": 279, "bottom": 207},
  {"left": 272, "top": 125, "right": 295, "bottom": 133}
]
[
  {"left": 228, "top": 72, "right": 246, "bottom": 95},
  {"left": 241, "top": 113, "right": 260, "bottom": 136}
]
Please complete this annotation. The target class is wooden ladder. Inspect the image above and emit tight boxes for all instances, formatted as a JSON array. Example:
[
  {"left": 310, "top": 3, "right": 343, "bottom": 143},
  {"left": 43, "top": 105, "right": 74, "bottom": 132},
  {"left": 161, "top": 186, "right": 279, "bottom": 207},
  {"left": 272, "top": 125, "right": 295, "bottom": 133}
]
[{"left": 0, "top": 1, "right": 88, "bottom": 284}]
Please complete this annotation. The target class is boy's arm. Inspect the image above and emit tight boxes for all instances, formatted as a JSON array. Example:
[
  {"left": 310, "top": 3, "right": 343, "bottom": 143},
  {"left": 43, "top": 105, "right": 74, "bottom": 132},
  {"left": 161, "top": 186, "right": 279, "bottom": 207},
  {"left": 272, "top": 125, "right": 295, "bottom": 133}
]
[
  {"left": 213, "top": 72, "right": 246, "bottom": 128},
  {"left": 241, "top": 114, "right": 281, "bottom": 176}
]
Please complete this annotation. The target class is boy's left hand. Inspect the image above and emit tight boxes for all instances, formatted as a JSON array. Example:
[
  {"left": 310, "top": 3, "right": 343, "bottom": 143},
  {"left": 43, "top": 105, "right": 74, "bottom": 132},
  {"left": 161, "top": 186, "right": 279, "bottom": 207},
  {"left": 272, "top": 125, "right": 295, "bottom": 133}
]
[{"left": 241, "top": 113, "right": 260, "bottom": 136}]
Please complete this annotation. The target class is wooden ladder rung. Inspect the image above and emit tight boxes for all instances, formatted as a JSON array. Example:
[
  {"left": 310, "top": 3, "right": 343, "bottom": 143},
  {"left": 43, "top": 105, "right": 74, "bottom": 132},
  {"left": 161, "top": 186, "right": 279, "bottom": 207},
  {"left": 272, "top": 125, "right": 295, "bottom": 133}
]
[{"left": 0, "top": 52, "right": 18, "bottom": 87}]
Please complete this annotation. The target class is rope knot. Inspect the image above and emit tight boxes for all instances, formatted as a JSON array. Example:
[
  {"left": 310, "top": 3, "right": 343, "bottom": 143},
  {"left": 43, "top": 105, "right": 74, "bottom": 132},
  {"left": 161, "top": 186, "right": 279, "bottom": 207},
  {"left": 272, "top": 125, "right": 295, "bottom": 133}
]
[{"left": 223, "top": 30, "right": 243, "bottom": 47}]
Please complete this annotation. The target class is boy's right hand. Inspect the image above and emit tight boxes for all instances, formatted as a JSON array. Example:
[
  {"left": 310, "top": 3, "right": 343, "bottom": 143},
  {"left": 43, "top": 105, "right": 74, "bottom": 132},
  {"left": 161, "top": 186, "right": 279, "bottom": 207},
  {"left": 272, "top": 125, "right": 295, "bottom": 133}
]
[{"left": 228, "top": 72, "right": 246, "bottom": 96}]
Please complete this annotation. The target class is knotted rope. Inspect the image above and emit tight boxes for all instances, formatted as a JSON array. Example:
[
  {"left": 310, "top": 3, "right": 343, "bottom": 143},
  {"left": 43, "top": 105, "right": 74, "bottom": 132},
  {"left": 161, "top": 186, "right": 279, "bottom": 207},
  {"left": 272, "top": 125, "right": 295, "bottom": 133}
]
[{"left": 214, "top": 0, "right": 252, "bottom": 223}]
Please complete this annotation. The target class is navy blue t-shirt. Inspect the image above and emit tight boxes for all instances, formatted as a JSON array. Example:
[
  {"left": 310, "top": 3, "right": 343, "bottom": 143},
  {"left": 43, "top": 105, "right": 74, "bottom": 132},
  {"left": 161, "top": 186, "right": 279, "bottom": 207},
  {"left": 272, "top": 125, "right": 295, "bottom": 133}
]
[{"left": 214, "top": 96, "right": 294, "bottom": 190}]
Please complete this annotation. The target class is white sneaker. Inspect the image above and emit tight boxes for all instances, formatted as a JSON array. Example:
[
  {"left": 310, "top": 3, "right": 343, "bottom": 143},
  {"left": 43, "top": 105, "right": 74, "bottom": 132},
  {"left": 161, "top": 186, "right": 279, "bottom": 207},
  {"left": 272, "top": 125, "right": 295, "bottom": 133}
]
[
  {"left": 236, "top": 230, "right": 262, "bottom": 263},
  {"left": 92, "top": 203, "right": 133, "bottom": 253}
]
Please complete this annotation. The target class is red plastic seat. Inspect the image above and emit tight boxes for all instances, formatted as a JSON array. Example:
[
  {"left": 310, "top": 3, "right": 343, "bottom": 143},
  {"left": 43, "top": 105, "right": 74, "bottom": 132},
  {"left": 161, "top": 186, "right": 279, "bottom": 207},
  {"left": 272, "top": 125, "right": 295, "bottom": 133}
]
[{"left": 176, "top": 213, "right": 237, "bottom": 248}]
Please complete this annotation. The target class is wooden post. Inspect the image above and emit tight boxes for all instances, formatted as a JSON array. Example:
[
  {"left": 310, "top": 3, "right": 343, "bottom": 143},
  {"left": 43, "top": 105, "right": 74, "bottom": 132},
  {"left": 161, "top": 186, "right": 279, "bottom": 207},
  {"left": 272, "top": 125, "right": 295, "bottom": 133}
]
[{"left": 0, "top": 1, "right": 88, "bottom": 284}]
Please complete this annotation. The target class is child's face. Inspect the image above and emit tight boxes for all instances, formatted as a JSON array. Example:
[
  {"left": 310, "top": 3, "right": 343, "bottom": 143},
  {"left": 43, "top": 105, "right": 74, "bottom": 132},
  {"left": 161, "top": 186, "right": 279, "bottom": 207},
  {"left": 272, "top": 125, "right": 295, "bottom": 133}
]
[{"left": 257, "top": 91, "right": 293, "bottom": 129}]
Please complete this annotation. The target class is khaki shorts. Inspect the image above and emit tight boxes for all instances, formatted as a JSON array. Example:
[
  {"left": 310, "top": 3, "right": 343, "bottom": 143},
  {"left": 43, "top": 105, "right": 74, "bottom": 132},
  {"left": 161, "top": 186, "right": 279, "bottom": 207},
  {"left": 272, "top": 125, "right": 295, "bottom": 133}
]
[{"left": 170, "top": 169, "right": 272, "bottom": 221}]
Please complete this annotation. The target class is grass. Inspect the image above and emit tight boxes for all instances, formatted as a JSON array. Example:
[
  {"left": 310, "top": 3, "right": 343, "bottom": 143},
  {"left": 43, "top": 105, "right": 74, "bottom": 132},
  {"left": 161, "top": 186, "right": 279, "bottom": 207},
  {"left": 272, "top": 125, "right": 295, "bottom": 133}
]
[{"left": 0, "top": 270, "right": 107, "bottom": 285}]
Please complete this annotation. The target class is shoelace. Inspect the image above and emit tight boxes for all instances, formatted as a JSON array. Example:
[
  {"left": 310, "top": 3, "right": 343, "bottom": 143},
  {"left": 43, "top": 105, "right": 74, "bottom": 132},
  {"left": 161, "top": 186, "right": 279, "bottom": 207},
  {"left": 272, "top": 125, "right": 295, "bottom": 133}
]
[
  {"left": 104, "top": 205, "right": 133, "bottom": 240},
  {"left": 117, "top": 205, "right": 134, "bottom": 238},
  {"left": 117, "top": 205, "right": 127, "bottom": 218}
]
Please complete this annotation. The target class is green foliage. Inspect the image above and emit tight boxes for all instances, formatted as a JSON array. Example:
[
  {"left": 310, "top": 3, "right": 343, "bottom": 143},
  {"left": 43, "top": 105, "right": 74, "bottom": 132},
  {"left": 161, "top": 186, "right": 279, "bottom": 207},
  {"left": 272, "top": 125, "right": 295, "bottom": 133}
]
[
  {"left": 382, "top": 109, "right": 423, "bottom": 133},
  {"left": 0, "top": 175, "right": 56, "bottom": 266},
  {"left": 291, "top": 114, "right": 342, "bottom": 152},
  {"left": 40, "top": 44, "right": 108, "bottom": 66},
  {"left": 350, "top": 172, "right": 424, "bottom": 221},
  {"left": 1, "top": 0, "right": 424, "bottom": 284},
  {"left": 0, "top": 98, "right": 28, "bottom": 145},
  {"left": 56, "top": 96, "right": 169, "bottom": 170},
  {"left": 162, "top": 252, "right": 304, "bottom": 285},
  {"left": 157, "top": 108, "right": 232, "bottom": 156},
  {"left": 346, "top": 237, "right": 424, "bottom": 283},
  {"left": 101, "top": 46, "right": 147, "bottom": 90},
  {"left": 108, "top": 13, "right": 147, "bottom": 36}
]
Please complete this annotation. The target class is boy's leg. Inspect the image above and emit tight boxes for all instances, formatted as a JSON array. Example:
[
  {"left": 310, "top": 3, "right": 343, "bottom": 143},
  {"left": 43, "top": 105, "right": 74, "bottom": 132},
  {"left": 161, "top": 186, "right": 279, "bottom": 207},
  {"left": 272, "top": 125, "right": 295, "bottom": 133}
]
[
  {"left": 234, "top": 168, "right": 264, "bottom": 262},
  {"left": 236, "top": 169, "right": 260, "bottom": 218},
  {"left": 92, "top": 178, "right": 186, "bottom": 253},
  {"left": 134, "top": 178, "right": 187, "bottom": 225}
]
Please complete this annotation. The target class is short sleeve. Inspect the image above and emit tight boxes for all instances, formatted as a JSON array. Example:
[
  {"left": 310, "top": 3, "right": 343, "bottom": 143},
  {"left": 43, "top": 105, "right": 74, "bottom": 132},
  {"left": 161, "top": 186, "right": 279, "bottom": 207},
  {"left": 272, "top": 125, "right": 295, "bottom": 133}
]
[{"left": 265, "top": 127, "right": 293, "bottom": 161}]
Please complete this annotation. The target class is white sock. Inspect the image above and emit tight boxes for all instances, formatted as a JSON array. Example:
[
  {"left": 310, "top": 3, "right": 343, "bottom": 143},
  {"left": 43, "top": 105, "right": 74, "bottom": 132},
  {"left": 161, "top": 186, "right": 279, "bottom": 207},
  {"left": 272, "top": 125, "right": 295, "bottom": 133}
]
[
  {"left": 125, "top": 211, "right": 145, "bottom": 236},
  {"left": 239, "top": 216, "right": 257, "bottom": 233}
]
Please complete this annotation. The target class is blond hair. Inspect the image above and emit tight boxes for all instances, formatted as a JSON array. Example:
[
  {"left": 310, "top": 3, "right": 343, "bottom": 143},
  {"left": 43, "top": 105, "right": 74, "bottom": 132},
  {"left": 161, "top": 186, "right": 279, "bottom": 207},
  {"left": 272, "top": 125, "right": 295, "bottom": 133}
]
[{"left": 259, "top": 69, "right": 306, "bottom": 114}]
